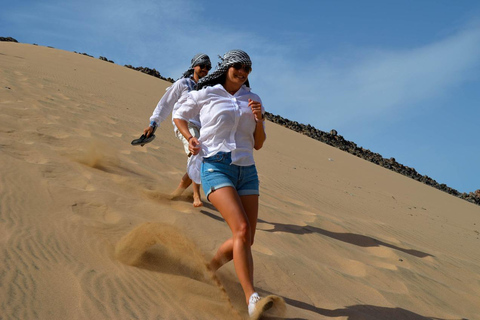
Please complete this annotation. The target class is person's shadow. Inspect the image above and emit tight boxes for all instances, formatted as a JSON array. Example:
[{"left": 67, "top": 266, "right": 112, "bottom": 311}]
[
  {"left": 274, "top": 295, "right": 467, "bottom": 319},
  {"left": 200, "top": 208, "right": 433, "bottom": 258},
  {"left": 256, "top": 219, "right": 433, "bottom": 258},
  {"left": 200, "top": 208, "right": 224, "bottom": 222},
  {"left": 198, "top": 210, "right": 452, "bottom": 319}
]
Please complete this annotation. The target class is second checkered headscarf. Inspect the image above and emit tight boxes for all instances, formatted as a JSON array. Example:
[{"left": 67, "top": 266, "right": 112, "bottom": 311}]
[
  {"left": 181, "top": 53, "right": 211, "bottom": 79},
  {"left": 196, "top": 49, "right": 252, "bottom": 89}
]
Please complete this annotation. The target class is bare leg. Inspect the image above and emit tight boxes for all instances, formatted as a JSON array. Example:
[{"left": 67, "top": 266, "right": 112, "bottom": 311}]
[
  {"left": 208, "top": 238, "right": 233, "bottom": 271},
  {"left": 192, "top": 182, "right": 203, "bottom": 207},
  {"left": 239, "top": 195, "right": 258, "bottom": 284},
  {"left": 209, "top": 195, "right": 258, "bottom": 271},
  {"left": 208, "top": 188, "right": 259, "bottom": 304},
  {"left": 171, "top": 173, "right": 192, "bottom": 199}
]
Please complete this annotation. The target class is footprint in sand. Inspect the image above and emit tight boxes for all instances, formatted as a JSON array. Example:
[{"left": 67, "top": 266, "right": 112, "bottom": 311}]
[
  {"left": 71, "top": 202, "right": 121, "bottom": 225},
  {"left": 2, "top": 145, "right": 50, "bottom": 165},
  {"left": 36, "top": 126, "right": 70, "bottom": 139},
  {"left": 108, "top": 131, "right": 123, "bottom": 138},
  {"left": 45, "top": 114, "right": 61, "bottom": 124},
  {"left": 13, "top": 70, "right": 29, "bottom": 82},
  {"left": 73, "top": 128, "right": 92, "bottom": 138},
  {"left": 41, "top": 165, "right": 96, "bottom": 191}
]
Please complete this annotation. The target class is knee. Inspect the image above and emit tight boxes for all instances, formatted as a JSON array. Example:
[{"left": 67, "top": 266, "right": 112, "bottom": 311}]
[{"left": 234, "top": 221, "right": 252, "bottom": 245}]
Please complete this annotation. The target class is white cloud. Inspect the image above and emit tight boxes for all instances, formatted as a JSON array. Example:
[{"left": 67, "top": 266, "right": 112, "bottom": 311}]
[
  {"left": 6, "top": 0, "right": 479, "bottom": 132},
  {"left": 258, "top": 24, "right": 480, "bottom": 131}
]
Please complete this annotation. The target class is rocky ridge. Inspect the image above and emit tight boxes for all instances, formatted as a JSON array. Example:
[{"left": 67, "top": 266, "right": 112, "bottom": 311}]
[
  {"left": 0, "top": 37, "right": 18, "bottom": 42},
  {"left": 124, "top": 65, "right": 174, "bottom": 83}
]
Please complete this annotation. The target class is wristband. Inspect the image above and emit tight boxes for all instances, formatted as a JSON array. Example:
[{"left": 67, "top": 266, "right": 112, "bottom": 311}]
[
  {"left": 187, "top": 136, "right": 193, "bottom": 141},
  {"left": 256, "top": 114, "right": 265, "bottom": 122}
]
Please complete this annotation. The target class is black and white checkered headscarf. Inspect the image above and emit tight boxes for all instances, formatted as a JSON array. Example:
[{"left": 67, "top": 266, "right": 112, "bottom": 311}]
[
  {"left": 196, "top": 49, "right": 252, "bottom": 89},
  {"left": 181, "top": 53, "right": 211, "bottom": 78}
]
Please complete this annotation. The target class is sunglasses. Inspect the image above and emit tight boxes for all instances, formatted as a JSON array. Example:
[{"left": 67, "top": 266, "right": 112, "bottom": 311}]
[
  {"left": 231, "top": 63, "right": 252, "bottom": 73},
  {"left": 198, "top": 63, "right": 211, "bottom": 71}
]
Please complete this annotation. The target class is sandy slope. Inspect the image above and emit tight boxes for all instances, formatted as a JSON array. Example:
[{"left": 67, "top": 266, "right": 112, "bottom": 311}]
[{"left": 1, "top": 42, "right": 479, "bottom": 320}]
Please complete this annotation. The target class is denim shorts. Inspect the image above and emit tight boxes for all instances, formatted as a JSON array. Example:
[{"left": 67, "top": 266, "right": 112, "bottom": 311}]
[{"left": 201, "top": 152, "right": 259, "bottom": 200}]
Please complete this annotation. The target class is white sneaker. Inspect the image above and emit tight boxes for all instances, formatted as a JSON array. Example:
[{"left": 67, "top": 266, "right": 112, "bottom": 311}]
[{"left": 248, "top": 292, "right": 261, "bottom": 316}]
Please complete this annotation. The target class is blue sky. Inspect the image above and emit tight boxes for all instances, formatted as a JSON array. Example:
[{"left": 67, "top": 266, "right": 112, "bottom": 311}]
[{"left": 2, "top": 0, "right": 480, "bottom": 193}]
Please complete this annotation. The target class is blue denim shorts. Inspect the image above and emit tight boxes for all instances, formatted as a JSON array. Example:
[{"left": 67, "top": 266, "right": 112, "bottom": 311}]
[{"left": 201, "top": 152, "right": 259, "bottom": 200}]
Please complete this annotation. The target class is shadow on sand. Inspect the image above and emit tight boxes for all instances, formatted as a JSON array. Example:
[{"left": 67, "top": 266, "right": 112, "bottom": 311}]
[
  {"left": 257, "top": 219, "right": 433, "bottom": 258},
  {"left": 195, "top": 210, "right": 449, "bottom": 319},
  {"left": 274, "top": 296, "right": 466, "bottom": 320},
  {"left": 200, "top": 209, "right": 225, "bottom": 222},
  {"left": 198, "top": 205, "right": 432, "bottom": 258}
]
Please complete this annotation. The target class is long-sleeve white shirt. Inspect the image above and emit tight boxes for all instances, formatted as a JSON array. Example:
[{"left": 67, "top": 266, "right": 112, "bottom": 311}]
[
  {"left": 174, "top": 84, "right": 265, "bottom": 183},
  {"left": 149, "top": 77, "right": 200, "bottom": 131}
]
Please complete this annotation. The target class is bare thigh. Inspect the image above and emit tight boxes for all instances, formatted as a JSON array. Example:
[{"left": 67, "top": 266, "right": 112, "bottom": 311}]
[
  {"left": 240, "top": 195, "right": 259, "bottom": 243},
  {"left": 209, "top": 187, "right": 249, "bottom": 233}
]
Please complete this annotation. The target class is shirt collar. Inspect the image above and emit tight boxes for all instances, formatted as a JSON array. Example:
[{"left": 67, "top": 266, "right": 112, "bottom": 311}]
[{"left": 214, "top": 84, "right": 251, "bottom": 96}]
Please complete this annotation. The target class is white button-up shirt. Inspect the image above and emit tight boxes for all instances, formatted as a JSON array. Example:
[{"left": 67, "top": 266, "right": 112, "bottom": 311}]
[
  {"left": 149, "top": 77, "right": 200, "bottom": 131},
  {"left": 174, "top": 84, "right": 265, "bottom": 183}
]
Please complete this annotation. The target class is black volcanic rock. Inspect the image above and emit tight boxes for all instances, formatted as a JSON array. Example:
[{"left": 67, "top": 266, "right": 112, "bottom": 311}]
[
  {"left": 74, "top": 51, "right": 94, "bottom": 58},
  {"left": 124, "top": 65, "right": 174, "bottom": 83},
  {"left": 99, "top": 56, "right": 114, "bottom": 63},
  {"left": 0, "top": 37, "right": 19, "bottom": 42}
]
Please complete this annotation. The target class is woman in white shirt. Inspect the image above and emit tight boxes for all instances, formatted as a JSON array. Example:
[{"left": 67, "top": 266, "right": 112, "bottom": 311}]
[{"left": 174, "top": 50, "right": 269, "bottom": 317}]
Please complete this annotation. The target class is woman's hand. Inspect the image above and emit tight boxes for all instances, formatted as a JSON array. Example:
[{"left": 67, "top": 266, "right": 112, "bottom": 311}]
[
  {"left": 249, "top": 98, "right": 266, "bottom": 150},
  {"left": 174, "top": 118, "right": 200, "bottom": 155},
  {"left": 189, "top": 137, "right": 201, "bottom": 155},
  {"left": 249, "top": 99, "right": 263, "bottom": 122}
]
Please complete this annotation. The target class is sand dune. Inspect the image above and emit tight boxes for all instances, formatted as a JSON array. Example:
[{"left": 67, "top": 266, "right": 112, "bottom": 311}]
[{"left": 1, "top": 42, "right": 479, "bottom": 319}]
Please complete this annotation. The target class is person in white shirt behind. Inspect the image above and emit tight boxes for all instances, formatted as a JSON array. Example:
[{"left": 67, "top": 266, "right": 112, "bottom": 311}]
[
  {"left": 174, "top": 50, "right": 271, "bottom": 317},
  {"left": 143, "top": 53, "right": 211, "bottom": 207}
]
